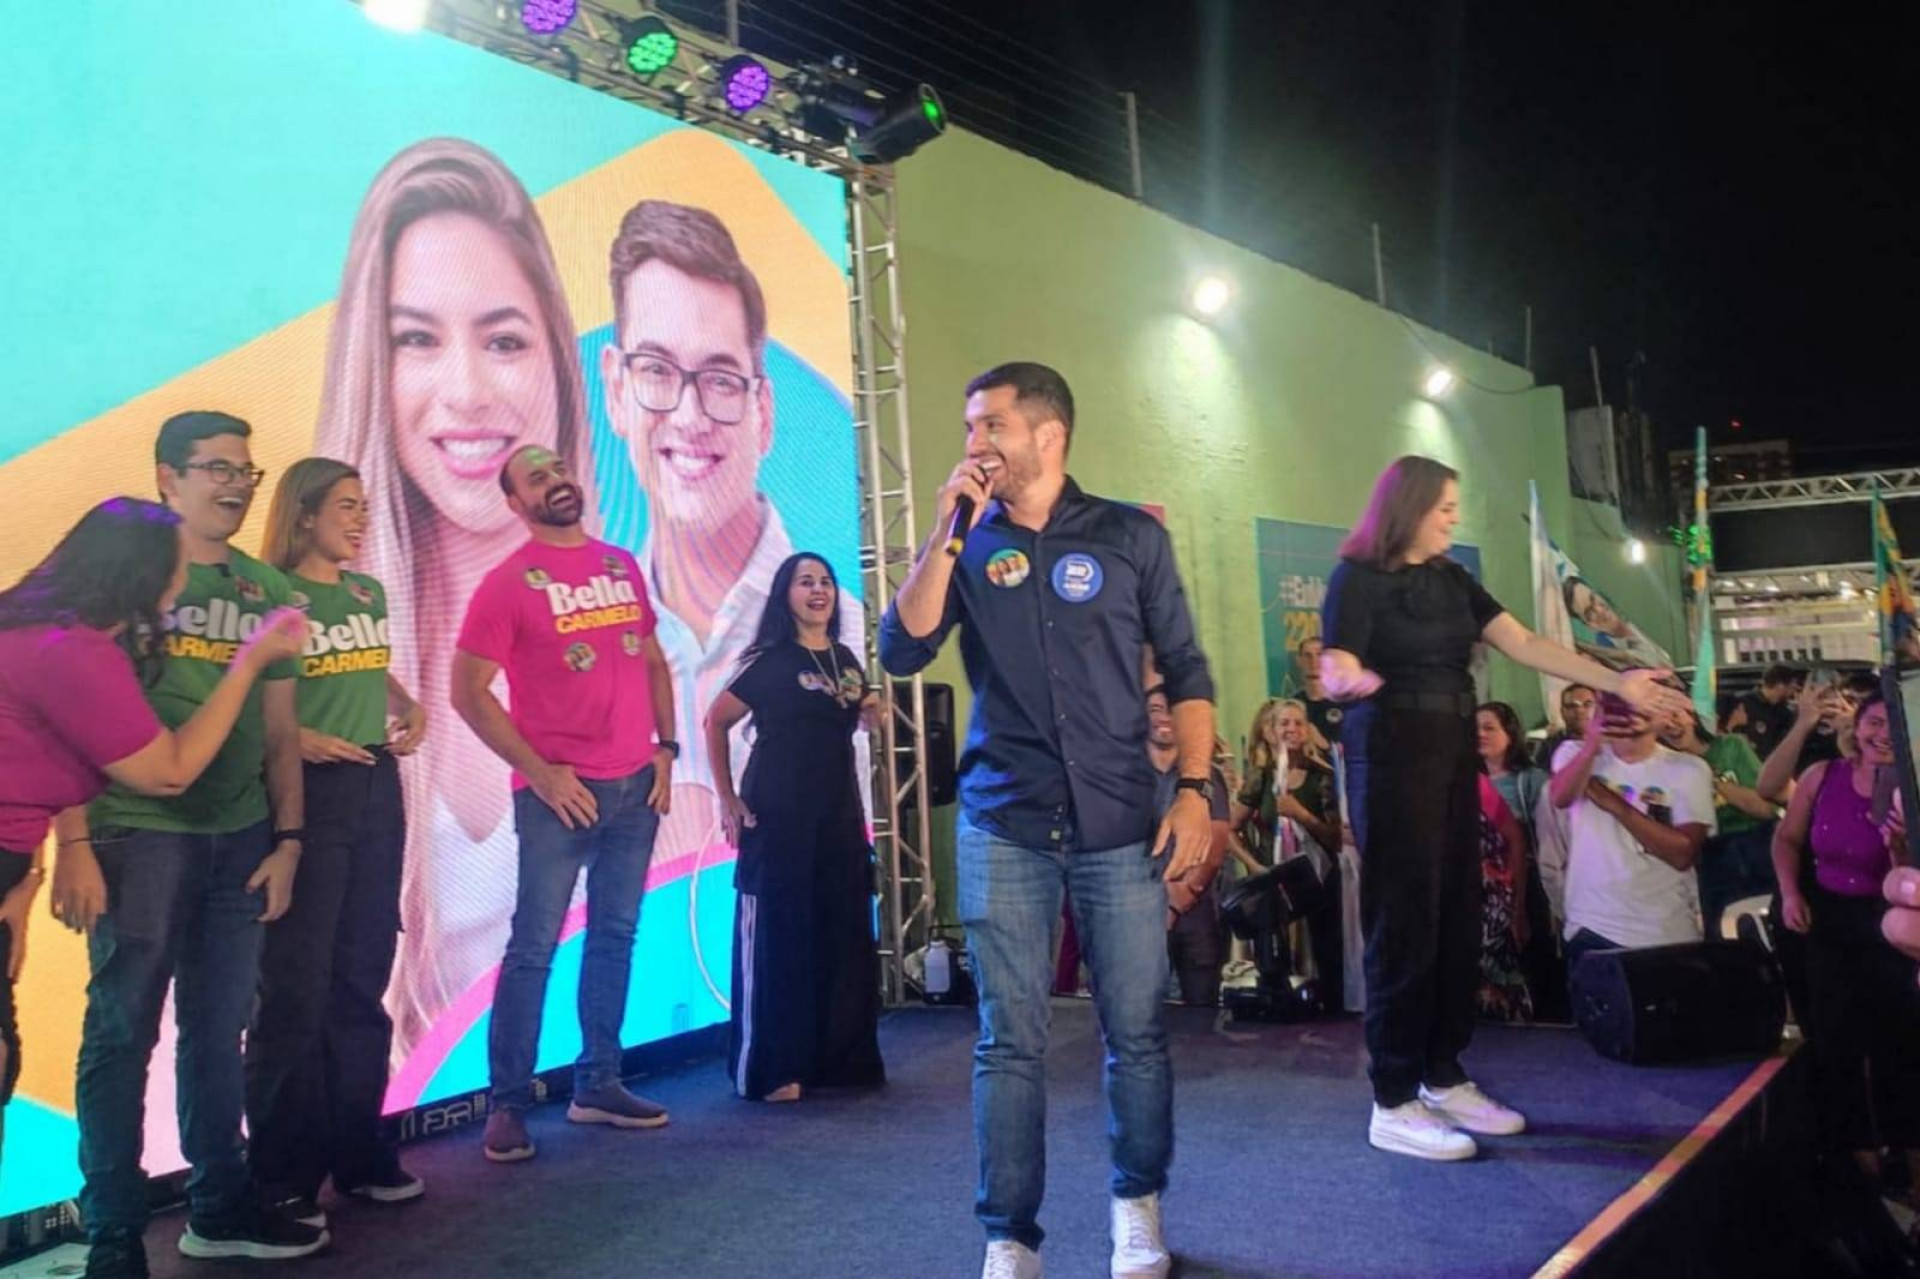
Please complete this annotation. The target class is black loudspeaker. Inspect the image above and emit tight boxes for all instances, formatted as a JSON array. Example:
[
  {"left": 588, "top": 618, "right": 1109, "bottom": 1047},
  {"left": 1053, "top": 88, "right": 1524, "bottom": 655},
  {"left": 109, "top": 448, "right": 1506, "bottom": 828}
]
[
  {"left": 1571, "top": 940, "right": 1786, "bottom": 1065},
  {"left": 894, "top": 682, "right": 956, "bottom": 808}
]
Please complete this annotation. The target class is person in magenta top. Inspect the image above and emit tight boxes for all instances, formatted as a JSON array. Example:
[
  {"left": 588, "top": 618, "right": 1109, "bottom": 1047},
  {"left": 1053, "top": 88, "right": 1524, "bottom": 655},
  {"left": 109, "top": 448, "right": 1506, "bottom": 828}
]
[
  {"left": 0, "top": 497, "right": 302, "bottom": 1156},
  {"left": 450, "top": 445, "right": 678, "bottom": 1165},
  {"left": 1773, "top": 692, "right": 1920, "bottom": 1208}
]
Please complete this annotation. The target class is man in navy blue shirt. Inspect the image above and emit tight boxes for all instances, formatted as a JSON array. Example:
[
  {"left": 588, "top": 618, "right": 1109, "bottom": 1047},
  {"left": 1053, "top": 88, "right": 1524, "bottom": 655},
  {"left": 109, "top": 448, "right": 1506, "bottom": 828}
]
[{"left": 880, "top": 362, "right": 1215, "bottom": 1279}]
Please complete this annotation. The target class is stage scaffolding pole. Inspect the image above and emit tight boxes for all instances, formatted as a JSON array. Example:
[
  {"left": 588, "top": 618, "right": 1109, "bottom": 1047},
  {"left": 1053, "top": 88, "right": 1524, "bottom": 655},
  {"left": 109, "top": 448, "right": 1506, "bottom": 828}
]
[{"left": 848, "top": 175, "right": 937, "bottom": 1006}]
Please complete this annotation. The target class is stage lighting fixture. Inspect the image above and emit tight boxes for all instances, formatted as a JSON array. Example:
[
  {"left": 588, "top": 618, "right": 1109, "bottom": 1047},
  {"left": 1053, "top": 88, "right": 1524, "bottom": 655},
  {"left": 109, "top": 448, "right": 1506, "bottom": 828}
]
[
  {"left": 1423, "top": 366, "right": 1456, "bottom": 398},
  {"left": 520, "top": 0, "right": 577, "bottom": 35},
  {"left": 1626, "top": 537, "right": 1647, "bottom": 564},
  {"left": 719, "top": 55, "right": 772, "bottom": 113},
  {"left": 623, "top": 16, "right": 678, "bottom": 78},
  {"left": 1190, "top": 276, "right": 1231, "bottom": 318},
  {"left": 799, "top": 73, "right": 947, "bottom": 163},
  {"left": 365, "top": 0, "right": 430, "bottom": 32}
]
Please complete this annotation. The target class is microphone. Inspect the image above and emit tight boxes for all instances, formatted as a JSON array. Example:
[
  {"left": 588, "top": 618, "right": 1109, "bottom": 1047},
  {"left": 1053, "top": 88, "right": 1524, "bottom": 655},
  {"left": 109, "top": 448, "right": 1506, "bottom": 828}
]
[{"left": 944, "top": 495, "right": 975, "bottom": 556}]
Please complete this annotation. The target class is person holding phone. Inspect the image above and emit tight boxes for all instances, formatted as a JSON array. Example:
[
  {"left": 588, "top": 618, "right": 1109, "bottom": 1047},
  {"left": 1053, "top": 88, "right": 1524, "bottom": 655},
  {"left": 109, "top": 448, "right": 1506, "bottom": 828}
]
[
  {"left": 1320, "top": 456, "right": 1691, "bottom": 1162},
  {"left": 1773, "top": 693, "right": 1920, "bottom": 1208}
]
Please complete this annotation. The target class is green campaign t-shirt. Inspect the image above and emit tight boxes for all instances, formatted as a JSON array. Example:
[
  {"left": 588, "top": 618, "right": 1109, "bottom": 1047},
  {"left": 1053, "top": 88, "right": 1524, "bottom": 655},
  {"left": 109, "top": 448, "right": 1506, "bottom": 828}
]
[
  {"left": 91, "top": 550, "right": 297, "bottom": 834},
  {"left": 288, "top": 570, "right": 391, "bottom": 746},
  {"left": 1704, "top": 732, "right": 1767, "bottom": 836}
]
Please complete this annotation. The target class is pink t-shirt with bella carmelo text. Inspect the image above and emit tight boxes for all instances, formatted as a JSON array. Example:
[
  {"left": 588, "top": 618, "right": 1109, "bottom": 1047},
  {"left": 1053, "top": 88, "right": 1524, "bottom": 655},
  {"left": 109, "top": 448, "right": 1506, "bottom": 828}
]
[
  {"left": 456, "top": 538, "right": 661, "bottom": 787},
  {"left": 0, "top": 625, "right": 165, "bottom": 851}
]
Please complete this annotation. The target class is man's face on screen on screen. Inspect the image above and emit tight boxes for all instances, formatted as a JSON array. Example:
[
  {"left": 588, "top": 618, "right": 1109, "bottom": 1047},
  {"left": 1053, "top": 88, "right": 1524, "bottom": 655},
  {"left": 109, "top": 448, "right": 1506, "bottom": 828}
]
[
  {"left": 160, "top": 433, "right": 260, "bottom": 545},
  {"left": 605, "top": 258, "right": 772, "bottom": 536},
  {"left": 387, "top": 211, "right": 562, "bottom": 537}
]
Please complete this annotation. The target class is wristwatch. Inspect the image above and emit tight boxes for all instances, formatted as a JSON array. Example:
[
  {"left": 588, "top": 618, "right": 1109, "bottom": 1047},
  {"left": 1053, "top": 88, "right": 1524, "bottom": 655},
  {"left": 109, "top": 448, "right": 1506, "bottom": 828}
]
[
  {"left": 1175, "top": 777, "right": 1213, "bottom": 802},
  {"left": 657, "top": 739, "right": 681, "bottom": 758}
]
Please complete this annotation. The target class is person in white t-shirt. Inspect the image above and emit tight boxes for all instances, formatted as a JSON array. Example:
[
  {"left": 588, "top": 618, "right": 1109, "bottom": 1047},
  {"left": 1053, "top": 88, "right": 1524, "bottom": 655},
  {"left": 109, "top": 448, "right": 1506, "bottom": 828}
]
[{"left": 1541, "top": 689, "right": 1715, "bottom": 983}]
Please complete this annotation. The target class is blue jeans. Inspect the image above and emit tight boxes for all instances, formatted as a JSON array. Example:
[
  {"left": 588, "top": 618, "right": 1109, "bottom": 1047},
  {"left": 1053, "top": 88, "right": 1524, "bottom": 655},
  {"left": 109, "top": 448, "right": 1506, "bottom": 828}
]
[
  {"left": 489, "top": 768, "right": 659, "bottom": 1111},
  {"left": 956, "top": 816, "right": 1172, "bottom": 1251},
  {"left": 77, "top": 822, "right": 270, "bottom": 1239}
]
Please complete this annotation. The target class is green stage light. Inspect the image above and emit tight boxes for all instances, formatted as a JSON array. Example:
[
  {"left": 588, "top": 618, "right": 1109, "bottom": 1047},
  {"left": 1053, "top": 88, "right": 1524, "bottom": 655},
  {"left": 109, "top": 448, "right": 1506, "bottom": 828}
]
[{"left": 624, "top": 16, "right": 678, "bottom": 78}]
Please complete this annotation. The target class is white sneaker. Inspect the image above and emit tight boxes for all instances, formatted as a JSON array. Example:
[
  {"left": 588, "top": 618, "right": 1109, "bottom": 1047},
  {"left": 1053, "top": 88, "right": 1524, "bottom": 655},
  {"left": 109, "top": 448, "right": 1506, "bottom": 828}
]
[
  {"left": 982, "top": 1239, "right": 1043, "bottom": 1279},
  {"left": 1420, "top": 1081, "right": 1527, "bottom": 1136},
  {"left": 1110, "top": 1193, "right": 1172, "bottom": 1279},
  {"left": 1369, "top": 1100, "right": 1478, "bottom": 1161}
]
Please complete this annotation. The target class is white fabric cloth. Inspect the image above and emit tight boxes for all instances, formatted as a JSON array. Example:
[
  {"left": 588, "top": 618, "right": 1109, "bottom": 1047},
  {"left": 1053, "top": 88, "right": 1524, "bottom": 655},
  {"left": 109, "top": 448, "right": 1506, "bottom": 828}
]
[{"left": 1547, "top": 740, "right": 1716, "bottom": 949}]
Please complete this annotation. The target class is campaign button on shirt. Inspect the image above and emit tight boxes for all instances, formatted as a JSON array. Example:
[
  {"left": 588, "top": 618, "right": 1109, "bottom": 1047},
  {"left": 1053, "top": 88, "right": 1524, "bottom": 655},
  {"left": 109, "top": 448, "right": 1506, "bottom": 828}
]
[
  {"left": 986, "top": 547, "right": 1031, "bottom": 589},
  {"left": 1051, "top": 552, "right": 1104, "bottom": 603}
]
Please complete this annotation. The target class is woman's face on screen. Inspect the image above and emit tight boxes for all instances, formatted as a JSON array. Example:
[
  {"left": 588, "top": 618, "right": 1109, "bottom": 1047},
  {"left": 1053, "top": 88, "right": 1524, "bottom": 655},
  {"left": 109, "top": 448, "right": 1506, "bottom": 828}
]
[{"left": 387, "top": 211, "right": 563, "bottom": 536}]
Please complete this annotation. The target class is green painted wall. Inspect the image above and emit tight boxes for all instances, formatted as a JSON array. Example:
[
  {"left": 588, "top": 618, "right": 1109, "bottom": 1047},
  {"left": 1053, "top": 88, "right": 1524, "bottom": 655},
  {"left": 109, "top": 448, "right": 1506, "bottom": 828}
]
[{"left": 887, "top": 131, "right": 1677, "bottom": 915}]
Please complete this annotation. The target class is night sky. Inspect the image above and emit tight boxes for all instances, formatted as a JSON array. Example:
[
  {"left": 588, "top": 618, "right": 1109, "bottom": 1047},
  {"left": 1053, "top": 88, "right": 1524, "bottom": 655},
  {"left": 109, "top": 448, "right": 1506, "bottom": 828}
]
[{"left": 678, "top": 0, "right": 1918, "bottom": 471}]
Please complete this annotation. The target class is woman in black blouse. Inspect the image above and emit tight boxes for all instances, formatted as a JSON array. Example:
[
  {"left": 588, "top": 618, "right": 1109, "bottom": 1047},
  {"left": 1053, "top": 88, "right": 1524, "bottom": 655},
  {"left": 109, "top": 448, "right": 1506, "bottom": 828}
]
[
  {"left": 704, "top": 553, "right": 884, "bottom": 1102},
  {"left": 1321, "top": 456, "right": 1686, "bottom": 1161}
]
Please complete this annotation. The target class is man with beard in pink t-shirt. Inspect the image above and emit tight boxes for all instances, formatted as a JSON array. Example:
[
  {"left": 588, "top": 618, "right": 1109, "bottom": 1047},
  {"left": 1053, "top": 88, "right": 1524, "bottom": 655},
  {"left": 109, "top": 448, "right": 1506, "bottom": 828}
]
[{"left": 451, "top": 445, "right": 678, "bottom": 1164}]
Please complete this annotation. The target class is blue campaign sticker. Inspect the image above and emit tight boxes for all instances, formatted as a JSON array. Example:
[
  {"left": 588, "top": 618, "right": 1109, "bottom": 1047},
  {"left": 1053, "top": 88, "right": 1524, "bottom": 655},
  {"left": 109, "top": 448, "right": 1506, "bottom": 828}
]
[{"left": 1051, "top": 552, "right": 1104, "bottom": 603}]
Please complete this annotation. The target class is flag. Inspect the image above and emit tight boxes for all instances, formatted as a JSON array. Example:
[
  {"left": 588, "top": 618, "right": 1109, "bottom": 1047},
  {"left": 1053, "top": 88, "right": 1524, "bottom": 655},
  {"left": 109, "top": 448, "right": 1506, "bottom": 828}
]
[
  {"left": 1529, "top": 482, "right": 1674, "bottom": 724},
  {"left": 1874, "top": 488, "right": 1919, "bottom": 666},
  {"left": 1690, "top": 426, "right": 1716, "bottom": 719}
]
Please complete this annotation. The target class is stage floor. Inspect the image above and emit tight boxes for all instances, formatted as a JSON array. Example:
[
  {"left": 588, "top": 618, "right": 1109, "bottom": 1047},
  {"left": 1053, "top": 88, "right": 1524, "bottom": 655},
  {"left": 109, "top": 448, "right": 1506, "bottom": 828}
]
[{"left": 17, "top": 1002, "right": 1775, "bottom": 1279}]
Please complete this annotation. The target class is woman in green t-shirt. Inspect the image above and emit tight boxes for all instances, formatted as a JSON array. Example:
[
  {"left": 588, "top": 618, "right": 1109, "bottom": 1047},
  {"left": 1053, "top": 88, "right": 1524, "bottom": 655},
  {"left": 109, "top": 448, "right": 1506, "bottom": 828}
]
[
  {"left": 245, "top": 458, "right": 429, "bottom": 1225},
  {"left": 1660, "top": 707, "right": 1778, "bottom": 938}
]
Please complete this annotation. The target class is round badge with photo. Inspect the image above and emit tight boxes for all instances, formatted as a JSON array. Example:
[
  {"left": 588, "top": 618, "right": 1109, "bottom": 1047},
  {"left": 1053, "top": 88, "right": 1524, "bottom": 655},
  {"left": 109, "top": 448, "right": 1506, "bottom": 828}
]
[
  {"left": 1050, "top": 552, "right": 1104, "bottom": 604},
  {"left": 602, "top": 554, "right": 629, "bottom": 579},
  {"left": 563, "top": 641, "right": 596, "bottom": 673},
  {"left": 524, "top": 567, "right": 552, "bottom": 589},
  {"left": 985, "top": 547, "right": 1032, "bottom": 589},
  {"left": 621, "top": 631, "right": 641, "bottom": 658}
]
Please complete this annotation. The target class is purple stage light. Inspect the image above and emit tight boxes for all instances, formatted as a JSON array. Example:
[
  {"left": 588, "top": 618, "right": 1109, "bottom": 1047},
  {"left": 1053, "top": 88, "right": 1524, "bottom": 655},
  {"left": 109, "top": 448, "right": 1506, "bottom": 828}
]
[
  {"left": 521, "top": 0, "right": 577, "bottom": 36},
  {"left": 720, "top": 55, "right": 771, "bottom": 113}
]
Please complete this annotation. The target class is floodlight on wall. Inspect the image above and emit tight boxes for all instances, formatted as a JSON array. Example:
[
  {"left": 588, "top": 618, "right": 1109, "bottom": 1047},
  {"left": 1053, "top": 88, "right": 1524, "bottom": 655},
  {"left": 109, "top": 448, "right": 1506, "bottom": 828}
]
[
  {"left": 1423, "top": 367, "right": 1456, "bottom": 398},
  {"left": 1626, "top": 538, "right": 1646, "bottom": 565},
  {"left": 520, "top": 0, "right": 577, "bottom": 36},
  {"left": 365, "top": 0, "right": 430, "bottom": 32},
  {"left": 623, "top": 15, "right": 679, "bottom": 78},
  {"left": 719, "top": 55, "right": 772, "bottom": 113},
  {"left": 1190, "top": 276, "right": 1232, "bottom": 318}
]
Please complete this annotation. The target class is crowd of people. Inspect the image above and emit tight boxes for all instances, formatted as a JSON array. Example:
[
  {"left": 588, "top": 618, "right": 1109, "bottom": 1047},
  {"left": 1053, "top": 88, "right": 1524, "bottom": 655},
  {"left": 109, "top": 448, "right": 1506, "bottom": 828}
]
[
  {"left": 1, "top": 351, "right": 1917, "bottom": 1279},
  {"left": 0, "top": 411, "right": 881, "bottom": 1279}
]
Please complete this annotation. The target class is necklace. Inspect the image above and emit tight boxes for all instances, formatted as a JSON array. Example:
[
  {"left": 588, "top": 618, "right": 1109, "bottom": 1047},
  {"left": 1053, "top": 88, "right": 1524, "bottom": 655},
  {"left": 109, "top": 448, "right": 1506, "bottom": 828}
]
[{"left": 802, "top": 639, "right": 847, "bottom": 705}]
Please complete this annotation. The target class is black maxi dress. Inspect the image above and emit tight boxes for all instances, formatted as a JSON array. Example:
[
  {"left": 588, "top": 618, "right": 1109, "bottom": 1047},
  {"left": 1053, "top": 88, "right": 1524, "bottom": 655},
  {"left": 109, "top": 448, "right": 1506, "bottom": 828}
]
[{"left": 725, "top": 640, "right": 886, "bottom": 1098}]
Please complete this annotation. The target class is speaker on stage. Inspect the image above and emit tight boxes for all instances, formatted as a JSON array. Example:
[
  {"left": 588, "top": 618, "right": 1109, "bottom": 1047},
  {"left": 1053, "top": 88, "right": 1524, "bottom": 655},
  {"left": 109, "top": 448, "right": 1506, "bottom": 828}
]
[
  {"left": 892, "top": 682, "right": 956, "bottom": 808},
  {"left": 1571, "top": 940, "right": 1787, "bottom": 1065}
]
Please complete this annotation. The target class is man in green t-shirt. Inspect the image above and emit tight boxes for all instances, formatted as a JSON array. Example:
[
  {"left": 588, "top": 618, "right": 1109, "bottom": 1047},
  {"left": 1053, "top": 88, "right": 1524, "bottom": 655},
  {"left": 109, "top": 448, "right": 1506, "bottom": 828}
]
[
  {"left": 1659, "top": 705, "right": 1779, "bottom": 938},
  {"left": 56, "top": 412, "right": 327, "bottom": 1274}
]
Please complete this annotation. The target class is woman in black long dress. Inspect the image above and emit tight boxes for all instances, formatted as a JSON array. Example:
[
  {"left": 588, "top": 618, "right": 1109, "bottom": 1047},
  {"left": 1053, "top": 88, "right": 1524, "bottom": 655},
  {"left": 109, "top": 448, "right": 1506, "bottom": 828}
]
[
  {"left": 705, "top": 552, "right": 885, "bottom": 1102},
  {"left": 1321, "top": 456, "right": 1688, "bottom": 1161}
]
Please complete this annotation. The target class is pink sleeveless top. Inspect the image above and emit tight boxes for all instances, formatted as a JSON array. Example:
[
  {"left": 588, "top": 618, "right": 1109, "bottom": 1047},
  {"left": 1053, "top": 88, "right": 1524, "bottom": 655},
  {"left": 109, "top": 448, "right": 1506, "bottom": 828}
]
[{"left": 1810, "top": 761, "right": 1891, "bottom": 898}]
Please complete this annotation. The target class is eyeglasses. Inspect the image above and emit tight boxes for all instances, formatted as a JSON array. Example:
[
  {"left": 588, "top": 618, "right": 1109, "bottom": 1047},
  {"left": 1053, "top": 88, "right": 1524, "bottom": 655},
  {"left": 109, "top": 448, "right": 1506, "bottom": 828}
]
[
  {"left": 620, "top": 352, "right": 759, "bottom": 425},
  {"left": 178, "top": 460, "right": 267, "bottom": 487}
]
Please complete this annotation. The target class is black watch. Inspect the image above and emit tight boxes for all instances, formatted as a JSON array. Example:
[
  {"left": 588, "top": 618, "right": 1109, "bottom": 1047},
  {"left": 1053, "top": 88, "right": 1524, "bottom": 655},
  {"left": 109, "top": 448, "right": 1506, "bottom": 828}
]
[
  {"left": 1175, "top": 777, "right": 1213, "bottom": 802},
  {"left": 272, "top": 828, "right": 306, "bottom": 846},
  {"left": 657, "top": 739, "right": 681, "bottom": 759}
]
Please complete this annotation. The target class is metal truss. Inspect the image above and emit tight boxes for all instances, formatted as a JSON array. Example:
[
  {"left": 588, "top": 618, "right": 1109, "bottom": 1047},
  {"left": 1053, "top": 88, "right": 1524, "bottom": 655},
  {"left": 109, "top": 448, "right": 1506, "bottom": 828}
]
[
  {"left": 1709, "top": 468, "right": 1920, "bottom": 512},
  {"left": 848, "top": 178, "right": 936, "bottom": 1005}
]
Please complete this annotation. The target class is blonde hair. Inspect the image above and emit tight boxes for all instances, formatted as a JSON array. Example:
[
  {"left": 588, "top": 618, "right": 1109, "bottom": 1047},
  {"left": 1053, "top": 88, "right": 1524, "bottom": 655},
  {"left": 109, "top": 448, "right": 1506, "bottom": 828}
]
[
  {"left": 261, "top": 457, "right": 360, "bottom": 572},
  {"left": 313, "top": 137, "right": 598, "bottom": 1048},
  {"left": 1247, "top": 699, "right": 1285, "bottom": 772}
]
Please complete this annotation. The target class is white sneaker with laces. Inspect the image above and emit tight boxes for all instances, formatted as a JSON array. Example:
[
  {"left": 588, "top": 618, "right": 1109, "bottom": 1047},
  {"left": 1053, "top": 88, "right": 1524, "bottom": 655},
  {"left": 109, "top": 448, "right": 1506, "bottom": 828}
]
[
  {"left": 1419, "top": 1081, "right": 1527, "bottom": 1136},
  {"left": 982, "top": 1239, "right": 1043, "bottom": 1279},
  {"left": 1110, "top": 1193, "right": 1172, "bottom": 1279},
  {"left": 1369, "top": 1100, "right": 1478, "bottom": 1161}
]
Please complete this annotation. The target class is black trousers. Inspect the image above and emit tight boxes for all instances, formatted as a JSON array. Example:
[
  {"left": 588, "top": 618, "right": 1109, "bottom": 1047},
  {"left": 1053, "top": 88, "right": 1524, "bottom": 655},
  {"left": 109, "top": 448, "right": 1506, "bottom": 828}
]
[
  {"left": 245, "top": 751, "right": 405, "bottom": 1199},
  {"left": 1167, "top": 902, "right": 1225, "bottom": 1006},
  {"left": 0, "top": 851, "right": 28, "bottom": 1110},
  {"left": 1805, "top": 885, "right": 1920, "bottom": 1152},
  {"left": 728, "top": 802, "right": 885, "bottom": 1099},
  {"left": 1344, "top": 702, "right": 1481, "bottom": 1107}
]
